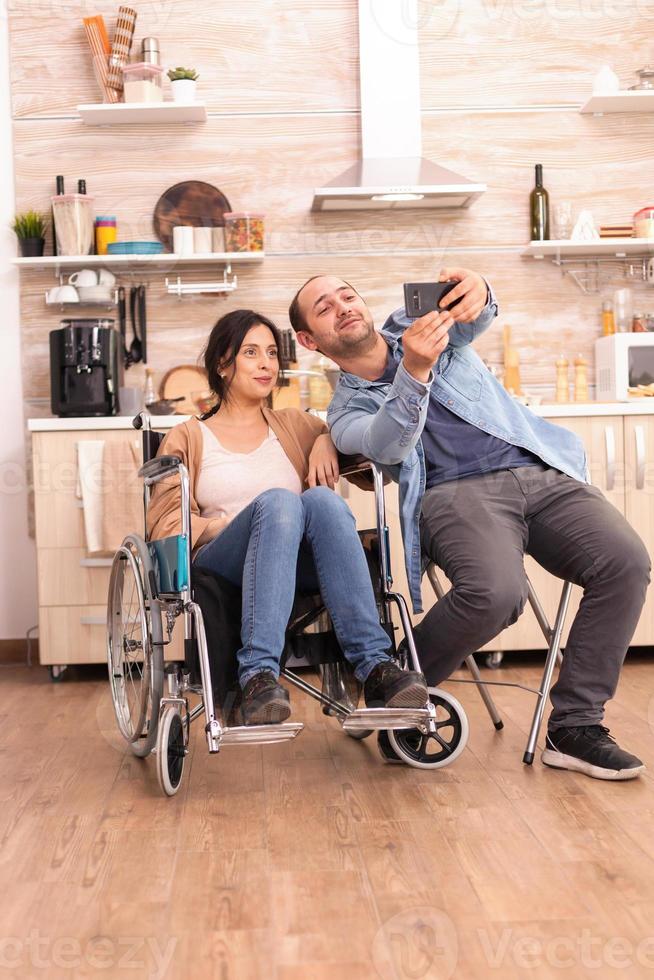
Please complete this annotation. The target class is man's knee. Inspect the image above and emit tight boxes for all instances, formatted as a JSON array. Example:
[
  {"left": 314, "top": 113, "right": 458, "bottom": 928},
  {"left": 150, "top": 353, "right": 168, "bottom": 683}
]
[
  {"left": 454, "top": 570, "right": 528, "bottom": 629},
  {"left": 599, "top": 526, "right": 651, "bottom": 594}
]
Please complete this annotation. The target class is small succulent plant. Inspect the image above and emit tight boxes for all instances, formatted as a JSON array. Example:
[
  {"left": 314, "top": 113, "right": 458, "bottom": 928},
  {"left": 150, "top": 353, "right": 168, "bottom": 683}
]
[
  {"left": 167, "top": 67, "right": 199, "bottom": 82},
  {"left": 12, "top": 209, "right": 47, "bottom": 239}
]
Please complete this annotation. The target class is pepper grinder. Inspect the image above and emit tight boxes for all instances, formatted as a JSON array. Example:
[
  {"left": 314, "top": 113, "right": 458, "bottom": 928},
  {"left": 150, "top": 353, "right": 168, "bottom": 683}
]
[
  {"left": 555, "top": 355, "right": 569, "bottom": 403},
  {"left": 573, "top": 354, "right": 589, "bottom": 403}
]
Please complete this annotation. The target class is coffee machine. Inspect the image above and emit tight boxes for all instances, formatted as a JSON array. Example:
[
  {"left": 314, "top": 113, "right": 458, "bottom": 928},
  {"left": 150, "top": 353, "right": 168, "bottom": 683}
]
[{"left": 50, "top": 319, "right": 120, "bottom": 417}]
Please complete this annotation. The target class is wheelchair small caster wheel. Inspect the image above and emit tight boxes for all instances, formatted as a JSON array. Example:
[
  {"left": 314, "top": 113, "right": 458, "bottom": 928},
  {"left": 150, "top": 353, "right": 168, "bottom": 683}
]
[
  {"left": 48, "top": 665, "right": 68, "bottom": 683},
  {"left": 386, "top": 688, "right": 469, "bottom": 770},
  {"left": 485, "top": 651, "right": 504, "bottom": 670},
  {"left": 156, "top": 705, "right": 186, "bottom": 797}
]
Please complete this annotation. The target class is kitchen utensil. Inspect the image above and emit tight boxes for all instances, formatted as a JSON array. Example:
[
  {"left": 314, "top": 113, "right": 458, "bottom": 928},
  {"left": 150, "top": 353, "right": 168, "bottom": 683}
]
[
  {"left": 146, "top": 396, "right": 186, "bottom": 415},
  {"left": 47, "top": 285, "right": 79, "bottom": 304},
  {"left": 118, "top": 386, "right": 143, "bottom": 416},
  {"left": 106, "top": 241, "right": 164, "bottom": 255},
  {"left": 129, "top": 286, "right": 143, "bottom": 364},
  {"left": 83, "top": 16, "right": 119, "bottom": 103},
  {"left": 52, "top": 194, "right": 94, "bottom": 255},
  {"left": 553, "top": 201, "right": 573, "bottom": 239},
  {"left": 160, "top": 364, "right": 208, "bottom": 414},
  {"left": 141, "top": 36, "right": 160, "bottom": 65},
  {"left": 613, "top": 288, "right": 633, "bottom": 333},
  {"left": 573, "top": 355, "right": 589, "bottom": 403},
  {"left": 107, "top": 5, "right": 137, "bottom": 93},
  {"left": 173, "top": 226, "right": 194, "bottom": 255},
  {"left": 69, "top": 269, "right": 97, "bottom": 287},
  {"left": 139, "top": 284, "right": 147, "bottom": 364},
  {"left": 193, "top": 227, "right": 213, "bottom": 253},
  {"left": 118, "top": 286, "right": 130, "bottom": 369},
  {"left": 153, "top": 181, "right": 231, "bottom": 253}
]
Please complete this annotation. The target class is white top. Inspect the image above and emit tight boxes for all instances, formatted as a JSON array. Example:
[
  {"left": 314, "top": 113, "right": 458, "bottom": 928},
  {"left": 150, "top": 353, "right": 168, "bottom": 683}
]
[{"left": 194, "top": 422, "right": 302, "bottom": 525}]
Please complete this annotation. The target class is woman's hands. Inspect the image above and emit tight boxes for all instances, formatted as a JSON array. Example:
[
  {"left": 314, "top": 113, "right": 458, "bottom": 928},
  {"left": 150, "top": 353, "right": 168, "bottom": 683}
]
[{"left": 307, "top": 432, "right": 340, "bottom": 490}]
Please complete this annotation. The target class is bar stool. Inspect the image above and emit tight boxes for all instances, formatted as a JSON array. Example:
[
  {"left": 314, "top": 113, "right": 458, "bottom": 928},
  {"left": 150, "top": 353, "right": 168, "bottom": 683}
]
[{"left": 425, "top": 565, "right": 573, "bottom": 765}]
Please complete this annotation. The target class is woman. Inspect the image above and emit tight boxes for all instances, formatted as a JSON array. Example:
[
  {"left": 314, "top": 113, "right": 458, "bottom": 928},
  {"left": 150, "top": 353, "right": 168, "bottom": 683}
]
[{"left": 147, "top": 309, "right": 427, "bottom": 725}]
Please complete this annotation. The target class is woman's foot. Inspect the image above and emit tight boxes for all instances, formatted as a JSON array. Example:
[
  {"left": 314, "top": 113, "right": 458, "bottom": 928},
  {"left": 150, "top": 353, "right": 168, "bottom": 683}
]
[
  {"left": 364, "top": 660, "right": 428, "bottom": 709},
  {"left": 241, "top": 670, "right": 291, "bottom": 725}
]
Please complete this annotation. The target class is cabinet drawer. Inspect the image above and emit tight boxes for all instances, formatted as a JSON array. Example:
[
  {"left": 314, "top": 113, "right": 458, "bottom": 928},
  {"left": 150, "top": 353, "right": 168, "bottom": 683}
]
[
  {"left": 39, "top": 603, "right": 185, "bottom": 666},
  {"left": 38, "top": 548, "right": 113, "bottom": 606},
  {"left": 32, "top": 430, "right": 143, "bottom": 549}
]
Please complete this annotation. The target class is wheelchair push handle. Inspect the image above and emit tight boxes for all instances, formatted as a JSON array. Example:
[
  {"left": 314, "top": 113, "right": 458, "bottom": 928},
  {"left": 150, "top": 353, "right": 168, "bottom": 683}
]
[{"left": 139, "top": 454, "right": 183, "bottom": 484}]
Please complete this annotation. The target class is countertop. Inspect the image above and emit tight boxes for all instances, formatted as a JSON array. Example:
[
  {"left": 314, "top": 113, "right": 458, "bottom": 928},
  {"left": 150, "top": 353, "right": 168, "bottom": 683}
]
[{"left": 27, "top": 401, "right": 654, "bottom": 432}]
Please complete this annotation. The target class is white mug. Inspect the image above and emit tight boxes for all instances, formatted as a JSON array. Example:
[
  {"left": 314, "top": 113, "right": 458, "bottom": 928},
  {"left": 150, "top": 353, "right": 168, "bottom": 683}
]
[
  {"left": 647, "top": 258, "right": 654, "bottom": 285},
  {"left": 69, "top": 269, "right": 98, "bottom": 287},
  {"left": 173, "top": 225, "right": 194, "bottom": 256},
  {"left": 47, "top": 285, "right": 79, "bottom": 303},
  {"left": 97, "top": 268, "right": 116, "bottom": 287},
  {"left": 193, "top": 227, "right": 213, "bottom": 253}
]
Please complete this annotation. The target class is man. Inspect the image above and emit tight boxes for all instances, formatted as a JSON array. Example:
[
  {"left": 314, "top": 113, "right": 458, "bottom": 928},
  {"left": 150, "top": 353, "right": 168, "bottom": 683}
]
[{"left": 288, "top": 269, "right": 650, "bottom": 780}]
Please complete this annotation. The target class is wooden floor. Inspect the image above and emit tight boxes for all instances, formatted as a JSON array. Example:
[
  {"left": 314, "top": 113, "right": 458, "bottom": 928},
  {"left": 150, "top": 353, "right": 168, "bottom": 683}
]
[{"left": 1, "top": 658, "right": 654, "bottom": 980}]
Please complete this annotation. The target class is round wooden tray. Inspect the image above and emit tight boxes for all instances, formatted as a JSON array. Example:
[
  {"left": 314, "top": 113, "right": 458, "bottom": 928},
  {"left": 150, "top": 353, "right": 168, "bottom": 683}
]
[
  {"left": 160, "top": 364, "right": 209, "bottom": 415},
  {"left": 153, "top": 181, "right": 232, "bottom": 252}
]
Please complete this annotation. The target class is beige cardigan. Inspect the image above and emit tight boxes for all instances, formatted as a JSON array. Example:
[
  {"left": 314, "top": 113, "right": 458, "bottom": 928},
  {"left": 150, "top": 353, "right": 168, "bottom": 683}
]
[{"left": 147, "top": 408, "right": 328, "bottom": 548}]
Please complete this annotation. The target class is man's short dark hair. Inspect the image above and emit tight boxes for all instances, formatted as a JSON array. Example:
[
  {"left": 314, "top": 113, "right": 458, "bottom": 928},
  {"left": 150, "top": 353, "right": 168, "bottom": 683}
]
[{"left": 288, "top": 275, "right": 360, "bottom": 334}]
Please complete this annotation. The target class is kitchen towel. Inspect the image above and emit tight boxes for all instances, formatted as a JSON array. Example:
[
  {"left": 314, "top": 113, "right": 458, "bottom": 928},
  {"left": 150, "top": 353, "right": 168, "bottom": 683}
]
[
  {"left": 76, "top": 440, "right": 106, "bottom": 555},
  {"left": 101, "top": 438, "right": 143, "bottom": 551}
]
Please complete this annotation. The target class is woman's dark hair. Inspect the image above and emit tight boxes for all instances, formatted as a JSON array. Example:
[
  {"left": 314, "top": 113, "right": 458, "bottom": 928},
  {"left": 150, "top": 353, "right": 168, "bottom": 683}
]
[{"left": 200, "top": 309, "right": 284, "bottom": 418}]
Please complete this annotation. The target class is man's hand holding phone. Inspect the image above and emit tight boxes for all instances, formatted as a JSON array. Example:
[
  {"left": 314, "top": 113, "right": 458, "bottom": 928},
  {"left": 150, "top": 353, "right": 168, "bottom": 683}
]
[{"left": 402, "top": 308, "right": 454, "bottom": 383}]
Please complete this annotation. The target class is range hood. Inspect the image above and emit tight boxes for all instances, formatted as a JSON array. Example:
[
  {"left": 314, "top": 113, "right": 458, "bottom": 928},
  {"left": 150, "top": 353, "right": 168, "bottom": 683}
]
[{"left": 312, "top": 1, "right": 486, "bottom": 213}]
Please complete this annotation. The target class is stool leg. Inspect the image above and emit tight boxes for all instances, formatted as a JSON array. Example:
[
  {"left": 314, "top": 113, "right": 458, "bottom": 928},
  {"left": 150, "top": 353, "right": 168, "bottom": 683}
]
[
  {"left": 523, "top": 581, "right": 573, "bottom": 765},
  {"left": 465, "top": 654, "right": 504, "bottom": 730},
  {"left": 426, "top": 563, "right": 504, "bottom": 732}
]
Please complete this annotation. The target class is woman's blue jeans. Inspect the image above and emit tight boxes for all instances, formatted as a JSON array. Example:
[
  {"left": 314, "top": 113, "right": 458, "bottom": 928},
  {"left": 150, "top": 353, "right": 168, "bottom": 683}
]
[{"left": 193, "top": 487, "right": 392, "bottom": 687}]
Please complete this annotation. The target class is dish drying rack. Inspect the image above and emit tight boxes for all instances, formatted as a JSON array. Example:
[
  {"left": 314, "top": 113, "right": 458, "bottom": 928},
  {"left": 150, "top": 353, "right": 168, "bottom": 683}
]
[{"left": 165, "top": 265, "right": 237, "bottom": 299}]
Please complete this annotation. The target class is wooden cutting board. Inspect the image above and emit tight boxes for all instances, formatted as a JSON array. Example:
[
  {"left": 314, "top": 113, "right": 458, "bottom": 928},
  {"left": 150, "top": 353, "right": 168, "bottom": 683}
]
[{"left": 153, "top": 181, "right": 232, "bottom": 252}]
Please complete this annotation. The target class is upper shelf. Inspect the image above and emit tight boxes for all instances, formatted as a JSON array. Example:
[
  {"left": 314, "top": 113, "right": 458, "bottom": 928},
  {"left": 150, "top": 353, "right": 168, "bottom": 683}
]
[
  {"left": 76, "top": 101, "right": 208, "bottom": 125},
  {"left": 12, "top": 252, "right": 264, "bottom": 271},
  {"left": 579, "top": 91, "right": 654, "bottom": 115},
  {"left": 523, "top": 238, "right": 654, "bottom": 259}
]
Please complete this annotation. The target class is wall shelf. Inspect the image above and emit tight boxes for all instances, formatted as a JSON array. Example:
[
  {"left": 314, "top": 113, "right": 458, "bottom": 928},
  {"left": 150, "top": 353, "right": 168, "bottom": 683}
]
[
  {"left": 580, "top": 91, "right": 654, "bottom": 115},
  {"left": 13, "top": 252, "right": 264, "bottom": 273},
  {"left": 76, "top": 101, "right": 207, "bottom": 125},
  {"left": 523, "top": 239, "right": 654, "bottom": 259}
]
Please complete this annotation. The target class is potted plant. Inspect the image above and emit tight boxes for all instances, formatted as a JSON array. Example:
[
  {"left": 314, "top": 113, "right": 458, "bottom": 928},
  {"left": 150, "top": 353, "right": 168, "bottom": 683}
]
[
  {"left": 12, "top": 209, "right": 47, "bottom": 257},
  {"left": 167, "top": 67, "right": 199, "bottom": 103}
]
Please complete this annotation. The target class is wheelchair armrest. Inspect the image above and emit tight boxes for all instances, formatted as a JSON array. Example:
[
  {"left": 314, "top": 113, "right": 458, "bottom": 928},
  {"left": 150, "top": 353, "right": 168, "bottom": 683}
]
[
  {"left": 337, "top": 453, "right": 389, "bottom": 492},
  {"left": 139, "top": 454, "right": 183, "bottom": 483}
]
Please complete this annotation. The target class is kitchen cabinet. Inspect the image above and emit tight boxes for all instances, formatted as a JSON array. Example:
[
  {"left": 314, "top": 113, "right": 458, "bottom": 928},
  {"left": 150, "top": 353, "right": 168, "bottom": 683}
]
[{"left": 624, "top": 416, "right": 654, "bottom": 645}]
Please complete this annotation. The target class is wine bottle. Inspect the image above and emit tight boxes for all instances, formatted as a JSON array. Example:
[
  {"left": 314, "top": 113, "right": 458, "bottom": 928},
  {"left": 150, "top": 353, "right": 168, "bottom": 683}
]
[
  {"left": 78, "top": 179, "right": 87, "bottom": 194},
  {"left": 529, "top": 164, "right": 550, "bottom": 241}
]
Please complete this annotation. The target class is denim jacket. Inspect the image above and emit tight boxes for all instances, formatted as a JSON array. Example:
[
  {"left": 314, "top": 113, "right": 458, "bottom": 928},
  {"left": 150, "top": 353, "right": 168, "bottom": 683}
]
[{"left": 327, "top": 291, "right": 588, "bottom": 612}]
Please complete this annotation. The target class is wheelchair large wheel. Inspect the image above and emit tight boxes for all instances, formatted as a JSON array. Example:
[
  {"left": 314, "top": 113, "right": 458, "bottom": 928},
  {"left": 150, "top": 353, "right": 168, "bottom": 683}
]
[
  {"left": 107, "top": 535, "right": 164, "bottom": 758},
  {"left": 386, "top": 688, "right": 469, "bottom": 770},
  {"left": 156, "top": 704, "right": 186, "bottom": 797}
]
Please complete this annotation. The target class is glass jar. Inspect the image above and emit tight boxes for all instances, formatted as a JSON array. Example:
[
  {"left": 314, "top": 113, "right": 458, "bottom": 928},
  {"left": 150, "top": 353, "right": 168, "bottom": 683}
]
[
  {"left": 223, "top": 212, "right": 265, "bottom": 252},
  {"left": 122, "top": 62, "right": 164, "bottom": 103},
  {"left": 601, "top": 300, "right": 616, "bottom": 336}
]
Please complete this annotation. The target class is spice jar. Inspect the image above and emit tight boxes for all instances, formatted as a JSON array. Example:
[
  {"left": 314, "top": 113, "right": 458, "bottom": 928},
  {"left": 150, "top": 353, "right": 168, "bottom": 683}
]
[
  {"left": 632, "top": 312, "right": 647, "bottom": 333},
  {"left": 94, "top": 216, "right": 117, "bottom": 255},
  {"left": 122, "top": 62, "right": 164, "bottom": 103},
  {"left": 223, "top": 212, "right": 265, "bottom": 252}
]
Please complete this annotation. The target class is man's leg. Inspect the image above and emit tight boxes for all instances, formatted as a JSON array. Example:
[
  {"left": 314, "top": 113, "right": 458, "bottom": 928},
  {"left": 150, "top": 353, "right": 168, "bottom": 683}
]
[
  {"left": 520, "top": 468, "right": 651, "bottom": 727},
  {"left": 517, "top": 465, "right": 650, "bottom": 779},
  {"left": 414, "top": 470, "right": 530, "bottom": 685}
]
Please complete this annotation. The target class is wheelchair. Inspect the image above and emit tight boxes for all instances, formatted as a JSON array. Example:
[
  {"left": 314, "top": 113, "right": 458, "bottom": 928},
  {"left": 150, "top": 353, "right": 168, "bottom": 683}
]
[{"left": 106, "top": 412, "right": 469, "bottom": 796}]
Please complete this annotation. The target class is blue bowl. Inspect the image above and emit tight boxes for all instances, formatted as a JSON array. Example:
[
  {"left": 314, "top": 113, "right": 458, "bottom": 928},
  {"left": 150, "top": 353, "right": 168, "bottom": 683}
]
[{"left": 107, "top": 241, "right": 165, "bottom": 255}]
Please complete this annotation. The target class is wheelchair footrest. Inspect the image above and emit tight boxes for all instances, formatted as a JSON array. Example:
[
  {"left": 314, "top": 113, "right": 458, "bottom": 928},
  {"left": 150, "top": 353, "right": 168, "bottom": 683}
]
[
  {"left": 220, "top": 722, "right": 304, "bottom": 746},
  {"left": 342, "top": 707, "right": 430, "bottom": 733}
]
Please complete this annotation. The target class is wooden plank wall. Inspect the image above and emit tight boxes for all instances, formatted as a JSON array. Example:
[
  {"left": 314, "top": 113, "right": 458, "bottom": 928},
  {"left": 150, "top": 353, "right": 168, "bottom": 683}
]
[{"left": 9, "top": 0, "right": 654, "bottom": 410}]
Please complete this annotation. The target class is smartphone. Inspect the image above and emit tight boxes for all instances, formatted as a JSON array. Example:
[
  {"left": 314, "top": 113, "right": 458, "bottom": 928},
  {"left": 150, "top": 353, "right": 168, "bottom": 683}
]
[{"left": 403, "top": 280, "right": 458, "bottom": 319}]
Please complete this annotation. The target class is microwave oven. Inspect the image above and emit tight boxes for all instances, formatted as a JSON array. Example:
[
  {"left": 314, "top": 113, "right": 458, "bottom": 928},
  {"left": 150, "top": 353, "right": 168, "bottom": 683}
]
[{"left": 595, "top": 333, "right": 654, "bottom": 401}]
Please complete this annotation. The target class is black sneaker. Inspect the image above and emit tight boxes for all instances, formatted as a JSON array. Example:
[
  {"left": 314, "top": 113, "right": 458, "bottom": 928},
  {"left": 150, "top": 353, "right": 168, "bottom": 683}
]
[
  {"left": 364, "top": 659, "right": 428, "bottom": 709},
  {"left": 542, "top": 725, "right": 645, "bottom": 781},
  {"left": 241, "top": 671, "right": 291, "bottom": 726}
]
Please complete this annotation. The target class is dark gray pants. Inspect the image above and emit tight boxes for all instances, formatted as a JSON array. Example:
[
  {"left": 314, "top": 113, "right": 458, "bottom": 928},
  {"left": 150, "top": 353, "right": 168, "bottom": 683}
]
[{"left": 415, "top": 464, "right": 651, "bottom": 729}]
